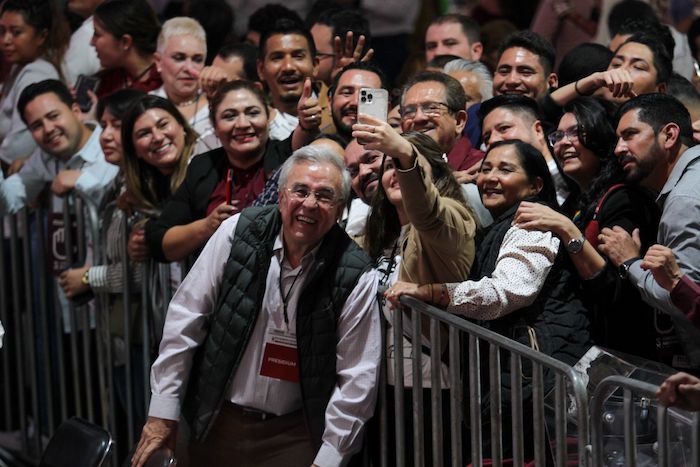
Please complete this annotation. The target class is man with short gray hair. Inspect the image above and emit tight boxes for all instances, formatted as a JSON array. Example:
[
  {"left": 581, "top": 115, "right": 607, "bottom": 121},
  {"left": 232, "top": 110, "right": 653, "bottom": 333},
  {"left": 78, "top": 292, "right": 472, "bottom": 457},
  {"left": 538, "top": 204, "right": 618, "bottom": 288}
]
[{"left": 133, "top": 146, "right": 381, "bottom": 467}]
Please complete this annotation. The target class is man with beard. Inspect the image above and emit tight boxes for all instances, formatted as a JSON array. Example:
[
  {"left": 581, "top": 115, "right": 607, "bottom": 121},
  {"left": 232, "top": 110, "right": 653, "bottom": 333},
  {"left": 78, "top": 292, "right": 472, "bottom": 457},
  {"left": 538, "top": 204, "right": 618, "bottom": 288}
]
[
  {"left": 257, "top": 19, "right": 319, "bottom": 141},
  {"left": 328, "top": 62, "right": 386, "bottom": 143},
  {"left": 599, "top": 93, "right": 700, "bottom": 371},
  {"left": 343, "top": 138, "right": 382, "bottom": 234}
]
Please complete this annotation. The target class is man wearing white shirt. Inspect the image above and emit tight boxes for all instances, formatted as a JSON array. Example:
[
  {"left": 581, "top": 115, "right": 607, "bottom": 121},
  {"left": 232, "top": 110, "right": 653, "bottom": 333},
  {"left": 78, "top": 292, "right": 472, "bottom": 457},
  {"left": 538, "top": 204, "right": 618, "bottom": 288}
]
[
  {"left": 133, "top": 146, "right": 381, "bottom": 467},
  {"left": 0, "top": 80, "right": 117, "bottom": 217}
]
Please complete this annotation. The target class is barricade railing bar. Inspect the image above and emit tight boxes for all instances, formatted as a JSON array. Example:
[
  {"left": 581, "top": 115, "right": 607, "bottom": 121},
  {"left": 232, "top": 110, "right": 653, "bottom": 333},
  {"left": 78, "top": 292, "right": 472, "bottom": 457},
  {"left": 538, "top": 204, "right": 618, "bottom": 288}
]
[{"left": 382, "top": 295, "right": 593, "bottom": 467}]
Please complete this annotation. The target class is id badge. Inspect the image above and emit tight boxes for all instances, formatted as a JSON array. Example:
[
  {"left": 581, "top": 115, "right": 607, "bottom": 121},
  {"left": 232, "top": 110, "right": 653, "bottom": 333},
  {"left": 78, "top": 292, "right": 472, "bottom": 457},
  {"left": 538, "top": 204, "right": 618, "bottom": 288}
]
[{"left": 259, "top": 327, "right": 299, "bottom": 382}]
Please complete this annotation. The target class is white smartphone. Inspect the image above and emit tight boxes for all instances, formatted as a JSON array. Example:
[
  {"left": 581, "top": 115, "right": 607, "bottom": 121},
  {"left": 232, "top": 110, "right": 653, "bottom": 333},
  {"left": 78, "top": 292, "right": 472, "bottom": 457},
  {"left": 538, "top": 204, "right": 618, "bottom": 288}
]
[{"left": 358, "top": 88, "right": 389, "bottom": 123}]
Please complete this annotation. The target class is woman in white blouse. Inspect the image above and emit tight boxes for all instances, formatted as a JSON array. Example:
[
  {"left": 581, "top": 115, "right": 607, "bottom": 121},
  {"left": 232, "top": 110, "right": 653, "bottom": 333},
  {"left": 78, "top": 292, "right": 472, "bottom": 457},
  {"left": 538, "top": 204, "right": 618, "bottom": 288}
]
[{"left": 386, "top": 139, "right": 591, "bottom": 460}]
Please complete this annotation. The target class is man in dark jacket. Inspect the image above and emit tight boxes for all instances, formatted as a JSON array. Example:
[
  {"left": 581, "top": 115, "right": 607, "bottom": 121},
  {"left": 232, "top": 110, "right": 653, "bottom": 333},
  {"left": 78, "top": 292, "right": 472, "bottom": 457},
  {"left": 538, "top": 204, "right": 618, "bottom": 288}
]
[{"left": 132, "top": 146, "right": 381, "bottom": 467}]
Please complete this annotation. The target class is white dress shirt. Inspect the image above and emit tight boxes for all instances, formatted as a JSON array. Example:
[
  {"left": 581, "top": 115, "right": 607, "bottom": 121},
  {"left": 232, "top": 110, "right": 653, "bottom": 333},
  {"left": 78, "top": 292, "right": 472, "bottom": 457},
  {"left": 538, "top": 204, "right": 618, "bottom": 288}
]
[{"left": 148, "top": 213, "right": 382, "bottom": 467}]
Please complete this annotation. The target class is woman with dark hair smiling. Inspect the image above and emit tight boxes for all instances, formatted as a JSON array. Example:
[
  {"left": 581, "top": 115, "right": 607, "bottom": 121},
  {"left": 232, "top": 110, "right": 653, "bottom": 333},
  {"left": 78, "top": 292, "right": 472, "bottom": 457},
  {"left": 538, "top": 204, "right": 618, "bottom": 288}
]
[
  {"left": 145, "top": 79, "right": 322, "bottom": 263},
  {"left": 386, "top": 139, "right": 590, "bottom": 460},
  {"left": 513, "top": 97, "right": 661, "bottom": 359},
  {"left": 352, "top": 116, "right": 477, "bottom": 464},
  {"left": 0, "top": 0, "right": 69, "bottom": 170}
]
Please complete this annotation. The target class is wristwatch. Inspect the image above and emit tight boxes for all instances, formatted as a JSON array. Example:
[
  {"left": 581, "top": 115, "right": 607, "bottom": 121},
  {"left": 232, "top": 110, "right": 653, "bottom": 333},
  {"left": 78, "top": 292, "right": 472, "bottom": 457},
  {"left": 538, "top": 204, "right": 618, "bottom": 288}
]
[
  {"left": 566, "top": 235, "right": 585, "bottom": 254},
  {"left": 618, "top": 257, "right": 641, "bottom": 279},
  {"left": 81, "top": 270, "right": 90, "bottom": 286}
]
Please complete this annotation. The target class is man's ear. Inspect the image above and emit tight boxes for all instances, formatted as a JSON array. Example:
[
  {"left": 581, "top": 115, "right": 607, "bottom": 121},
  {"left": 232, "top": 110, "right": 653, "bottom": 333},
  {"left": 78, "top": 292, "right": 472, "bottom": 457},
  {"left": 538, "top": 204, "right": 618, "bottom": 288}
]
[
  {"left": 454, "top": 109, "right": 467, "bottom": 135},
  {"left": 660, "top": 122, "right": 681, "bottom": 150},
  {"left": 657, "top": 82, "right": 668, "bottom": 94},
  {"left": 547, "top": 72, "right": 558, "bottom": 89},
  {"left": 256, "top": 59, "right": 265, "bottom": 82},
  {"left": 533, "top": 119, "right": 545, "bottom": 139},
  {"left": 471, "top": 42, "right": 484, "bottom": 61},
  {"left": 71, "top": 102, "right": 83, "bottom": 119}
]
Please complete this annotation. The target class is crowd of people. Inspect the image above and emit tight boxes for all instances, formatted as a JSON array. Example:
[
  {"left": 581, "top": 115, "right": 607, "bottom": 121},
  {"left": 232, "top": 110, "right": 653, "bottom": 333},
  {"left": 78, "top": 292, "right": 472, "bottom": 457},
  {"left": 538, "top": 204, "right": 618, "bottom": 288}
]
[{"left": 2, "top": 0, "right": 700, "bottom": 465}]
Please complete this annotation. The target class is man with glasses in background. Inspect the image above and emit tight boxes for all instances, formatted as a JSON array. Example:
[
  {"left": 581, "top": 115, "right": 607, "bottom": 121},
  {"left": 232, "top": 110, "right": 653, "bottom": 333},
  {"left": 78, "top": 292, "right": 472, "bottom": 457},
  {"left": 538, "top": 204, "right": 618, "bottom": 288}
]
[{"left": 399, "top": 71, "right": 491, "bottom": 225}]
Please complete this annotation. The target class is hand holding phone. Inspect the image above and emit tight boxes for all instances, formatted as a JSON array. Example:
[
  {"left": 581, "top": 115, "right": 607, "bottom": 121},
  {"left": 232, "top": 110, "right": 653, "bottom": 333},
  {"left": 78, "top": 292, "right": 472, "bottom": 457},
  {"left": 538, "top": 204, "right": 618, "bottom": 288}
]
[{"left": 75, "top": 75, "right": 100, "bottom": 113}]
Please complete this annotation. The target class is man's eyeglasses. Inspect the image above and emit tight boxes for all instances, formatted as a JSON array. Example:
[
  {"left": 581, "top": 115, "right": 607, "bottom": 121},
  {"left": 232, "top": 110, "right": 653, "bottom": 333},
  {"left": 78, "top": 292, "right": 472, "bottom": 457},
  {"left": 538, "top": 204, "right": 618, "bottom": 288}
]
[
  {"left": 285, "top": 186, "right": 339, "bottom": 207},
  {"left": 548, "top": 126, "right": 582, "bottom": 146},
  {"left": 401, "top": 102, "right": 452, "bottom": 120}
]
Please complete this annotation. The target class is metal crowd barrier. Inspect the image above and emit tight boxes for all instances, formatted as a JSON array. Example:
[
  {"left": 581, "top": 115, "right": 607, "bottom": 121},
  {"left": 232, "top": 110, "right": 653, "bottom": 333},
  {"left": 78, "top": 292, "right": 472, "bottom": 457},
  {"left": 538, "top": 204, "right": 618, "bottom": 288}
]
[
  {"left": 382, "top": 296, "right": 592, "bottom": 467},
  {"left": 0, "top": 191, "right": 173, "bottom": 466}
]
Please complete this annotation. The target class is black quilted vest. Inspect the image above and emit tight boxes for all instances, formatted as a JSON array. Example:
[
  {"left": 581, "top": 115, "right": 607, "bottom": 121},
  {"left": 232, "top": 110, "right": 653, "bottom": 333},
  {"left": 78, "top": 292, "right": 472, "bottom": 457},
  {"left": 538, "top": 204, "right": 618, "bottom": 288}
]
[{"left": 182, "top": 206, "right": 372, "bottom": 445}]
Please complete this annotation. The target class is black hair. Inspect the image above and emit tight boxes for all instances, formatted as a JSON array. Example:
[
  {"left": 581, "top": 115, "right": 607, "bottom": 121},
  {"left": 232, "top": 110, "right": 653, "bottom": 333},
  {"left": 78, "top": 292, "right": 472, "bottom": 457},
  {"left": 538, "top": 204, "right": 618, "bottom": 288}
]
[
  {"left": 216, "top": 41, "right": 259, "bottom": 81},
  {"left": 617, "top": 93, "right": 693, "bottom": 147},
  {"left": 329, "top": 61, "right": 388, "bottom": 95},
  {"left": 621, "top": 33, "right": 673, "bottom": 85},
  {"left": 18, "top": 79, "right": 74, "bottom": 124},
  {"left": 248, "top": 4, "right": 302, "bottom": 38},
  {"left": 497, "top": 30, "right": 555, "bottom": 75},
  {"left": 429, "top": 14, "right": 481, "bottom": 45},
  {"left": 401, "top": 71, "right": 466, "bottom": 115},
  {"left": 608, "top": 0, "right": 658, "bottom": 37},
  {"left": 559, "top": 98, "right": 623, "bottom": 222},
  {"left": 557, "top": 43, "right": 614, "bottom": 87},
  {"left": 121, "top": 95, "right": 198, "bottom": 209},
  {"left": 1, "top": 0, "right": 70, "bottom": 76},
  {"left": 95, "top": 89, "right": 147, "bottom": 122},
  {"left": 188, "top": 0, "right": 235, "bottom": 64},
  {"left": 314, "top": 8, "right": 371, "bottom": 55},
  {"left": 426, "top": 54, "right": 463, "bottom": 70},
  {"left": 688, "top": 17, "right": 700, "bottom": 59},
  {"left": 207, "top": 79, "right": 269, "bottom": 126},
  {"left": 258, "top": 18, "right": 316, "bottom": 60},
  {"left": 94, "top": 0, "right": 160, "bottom": 55},
  {"left": 483, "top": 139, "right": 557, "bottom": 208},
  {"left": 667, "top": 72, "right": 700, "bottom": 109},
  {"left": 478, "top": 94, "right": 542, "bottom": 127},
  {"left": 613, "top": 19, "right": 675, "bottom": 59}
]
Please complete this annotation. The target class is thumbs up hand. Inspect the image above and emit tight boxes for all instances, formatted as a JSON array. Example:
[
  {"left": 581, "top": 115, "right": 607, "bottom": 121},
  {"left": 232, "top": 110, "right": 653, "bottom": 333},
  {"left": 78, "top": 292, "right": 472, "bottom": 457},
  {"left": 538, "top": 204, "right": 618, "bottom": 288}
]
[{"left": 297, "top": 77, "right": 321, "bottom": 133}]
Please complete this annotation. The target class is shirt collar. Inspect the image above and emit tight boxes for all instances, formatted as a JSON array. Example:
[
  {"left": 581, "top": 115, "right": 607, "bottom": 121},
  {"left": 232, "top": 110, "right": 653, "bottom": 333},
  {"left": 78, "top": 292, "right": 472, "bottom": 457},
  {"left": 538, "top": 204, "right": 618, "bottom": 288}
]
[
  {"left": 66, "top": 123, "right": 102, "bottom": 166},
  {"left": 658, "top": 145, "right": 700, "bottom": 201}
]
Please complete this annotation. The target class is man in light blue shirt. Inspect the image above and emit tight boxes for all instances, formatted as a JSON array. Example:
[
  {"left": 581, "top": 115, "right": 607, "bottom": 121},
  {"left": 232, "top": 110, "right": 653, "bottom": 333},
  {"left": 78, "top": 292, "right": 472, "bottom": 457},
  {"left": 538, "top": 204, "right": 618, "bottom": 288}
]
[{"left": 0, "top": 79, "right": 117, "bottom": 216}]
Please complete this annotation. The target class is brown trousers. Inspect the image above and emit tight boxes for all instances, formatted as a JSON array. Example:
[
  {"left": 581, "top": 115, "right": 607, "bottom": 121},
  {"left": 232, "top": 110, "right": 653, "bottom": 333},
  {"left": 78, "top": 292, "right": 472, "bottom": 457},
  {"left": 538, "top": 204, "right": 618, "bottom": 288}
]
[{"left": 187, "top": 403, "right": 316, "bottom": 467}]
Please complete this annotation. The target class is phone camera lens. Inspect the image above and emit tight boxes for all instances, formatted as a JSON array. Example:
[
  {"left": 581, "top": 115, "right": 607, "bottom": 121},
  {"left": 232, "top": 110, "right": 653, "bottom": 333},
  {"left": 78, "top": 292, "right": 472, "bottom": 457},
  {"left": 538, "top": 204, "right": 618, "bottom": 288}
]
[{"left": 360, "top": 97, "right": 366, "bottom": 103}]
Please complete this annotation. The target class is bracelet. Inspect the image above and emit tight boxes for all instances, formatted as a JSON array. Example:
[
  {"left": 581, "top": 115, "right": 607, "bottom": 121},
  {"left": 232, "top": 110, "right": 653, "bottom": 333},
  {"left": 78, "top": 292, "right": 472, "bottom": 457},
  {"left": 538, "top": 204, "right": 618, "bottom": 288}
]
[
  {"left": 429, "top": 283, "right": 434, "bottom": 303},
  {"left": 439, "top": 283, "right": 447, "bottom": 306},
  {"left": 574, "top": 80, "right": 593, "bottom": 97}
]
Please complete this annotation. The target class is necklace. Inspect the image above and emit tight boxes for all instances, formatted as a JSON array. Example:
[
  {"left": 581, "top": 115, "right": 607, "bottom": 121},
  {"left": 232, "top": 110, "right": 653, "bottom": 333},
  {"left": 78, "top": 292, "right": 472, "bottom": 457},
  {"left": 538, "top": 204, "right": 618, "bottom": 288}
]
[{"left": 176, "top": 92, "right": 200, "bottom": 108}]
